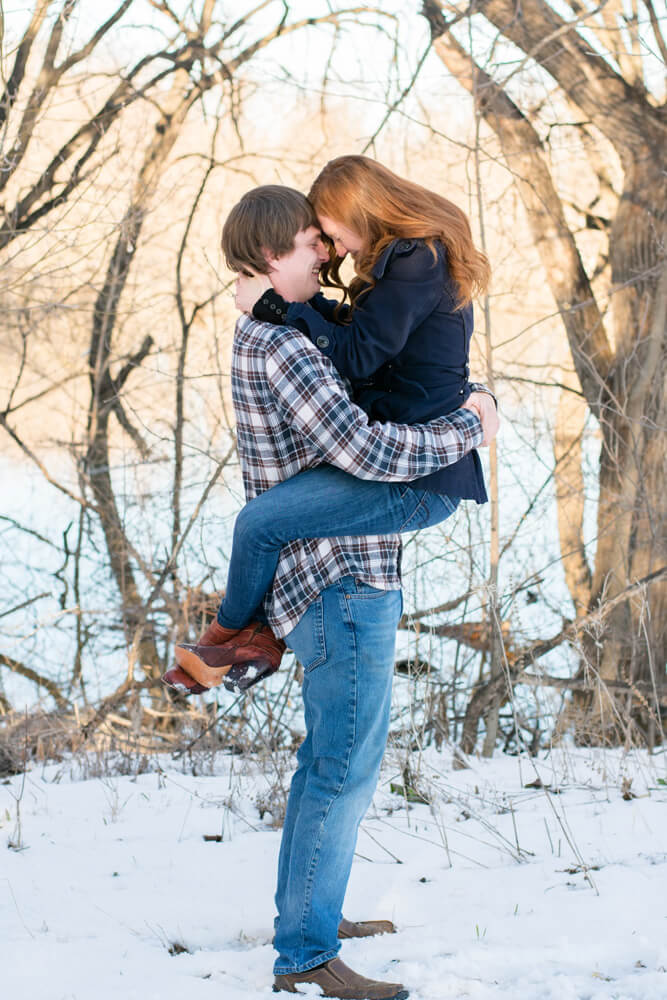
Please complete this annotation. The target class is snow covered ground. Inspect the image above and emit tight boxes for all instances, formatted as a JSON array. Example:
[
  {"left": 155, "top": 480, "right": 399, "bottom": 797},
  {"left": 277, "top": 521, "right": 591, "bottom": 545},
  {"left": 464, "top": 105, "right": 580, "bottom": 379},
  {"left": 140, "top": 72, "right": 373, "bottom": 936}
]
[{"left": 1, "top": 745, "right": 666, "bottom": 1000}]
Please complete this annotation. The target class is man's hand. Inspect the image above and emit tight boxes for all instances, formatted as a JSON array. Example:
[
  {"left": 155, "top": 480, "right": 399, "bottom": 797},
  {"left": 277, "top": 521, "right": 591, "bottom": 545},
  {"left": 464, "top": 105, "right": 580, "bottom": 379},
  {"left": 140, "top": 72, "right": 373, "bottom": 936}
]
[
  {"left": 234, "top": 271, "right": 273, "bottom": 314},
  {"left": 463, "top": 391, "right": 499, "bottom": 446}
]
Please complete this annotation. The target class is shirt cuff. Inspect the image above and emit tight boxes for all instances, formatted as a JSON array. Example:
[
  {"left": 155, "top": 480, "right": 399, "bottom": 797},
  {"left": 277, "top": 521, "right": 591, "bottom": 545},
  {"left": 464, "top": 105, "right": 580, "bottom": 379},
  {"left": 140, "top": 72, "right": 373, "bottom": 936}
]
[
  {"left": 449, "top": 406, "right": 484, "bottom": 448},
  {"left": 252, "top": 288, "right": 290, "bottom": 324},
  {"left": 469, "top": 381, "right": 498, "bottom": 409}
]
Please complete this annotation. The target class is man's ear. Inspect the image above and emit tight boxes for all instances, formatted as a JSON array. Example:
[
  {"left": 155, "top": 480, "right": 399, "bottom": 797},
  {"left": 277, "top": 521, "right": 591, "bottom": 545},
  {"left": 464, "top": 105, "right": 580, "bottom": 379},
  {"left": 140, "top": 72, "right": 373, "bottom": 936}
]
[{"left": 260, "top": 247, "right": 279, "bottom": 272}]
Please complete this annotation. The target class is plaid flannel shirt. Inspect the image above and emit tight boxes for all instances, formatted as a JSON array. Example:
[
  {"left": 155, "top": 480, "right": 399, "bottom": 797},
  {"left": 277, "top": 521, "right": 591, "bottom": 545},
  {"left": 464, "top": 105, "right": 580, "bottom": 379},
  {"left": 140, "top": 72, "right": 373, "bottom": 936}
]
[{"left": 231, "top": 315, "right": 484, "bottom": 638}]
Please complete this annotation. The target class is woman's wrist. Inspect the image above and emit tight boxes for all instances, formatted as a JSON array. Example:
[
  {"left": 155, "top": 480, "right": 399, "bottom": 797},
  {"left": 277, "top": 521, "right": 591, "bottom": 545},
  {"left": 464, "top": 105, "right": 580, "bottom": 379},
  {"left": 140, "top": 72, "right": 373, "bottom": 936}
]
[{"left": 252, "top": 288, "right": 290, "bottom": 324}]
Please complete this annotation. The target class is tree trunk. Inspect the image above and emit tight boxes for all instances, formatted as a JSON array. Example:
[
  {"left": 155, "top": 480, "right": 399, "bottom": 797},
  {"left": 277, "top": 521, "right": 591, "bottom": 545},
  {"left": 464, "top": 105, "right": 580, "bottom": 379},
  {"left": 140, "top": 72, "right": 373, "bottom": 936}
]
[
  {"left": 422, "top": 0, "right": 667, "bottom": 744},
  {"left": 554, "top": 380, "right": 592, "bottom": 617},
  {"left": 576, "top": 258, "right": 666, "bottom": 743},
  {"left": 85, "top": 72, "right": 196, "bottom": 677}
]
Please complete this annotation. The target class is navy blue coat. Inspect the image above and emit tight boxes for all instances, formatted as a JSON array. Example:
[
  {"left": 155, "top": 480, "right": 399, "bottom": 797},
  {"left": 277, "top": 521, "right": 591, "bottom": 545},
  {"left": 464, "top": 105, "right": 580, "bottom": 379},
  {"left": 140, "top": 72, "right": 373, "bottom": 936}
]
[{"left": 285, "top": 238, "right": 487, "bottom": 503}]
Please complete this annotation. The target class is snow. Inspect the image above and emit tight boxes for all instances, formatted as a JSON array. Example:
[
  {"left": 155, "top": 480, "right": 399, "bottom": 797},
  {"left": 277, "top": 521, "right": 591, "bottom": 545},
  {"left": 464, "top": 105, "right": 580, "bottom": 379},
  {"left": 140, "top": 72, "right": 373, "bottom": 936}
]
[{"left": 1, "top": 746, "right": 666, "bottom": 1000}]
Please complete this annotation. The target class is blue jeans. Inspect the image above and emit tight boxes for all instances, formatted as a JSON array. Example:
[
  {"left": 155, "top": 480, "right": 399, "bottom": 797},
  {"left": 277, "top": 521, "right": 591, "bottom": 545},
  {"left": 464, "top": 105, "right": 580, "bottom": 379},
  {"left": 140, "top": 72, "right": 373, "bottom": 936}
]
[
  {"left": 273, "top": 576, "right": 403, "bottom": 974},
  {"left": 217, "top": 464, "right": 459, "bottom": 629}
]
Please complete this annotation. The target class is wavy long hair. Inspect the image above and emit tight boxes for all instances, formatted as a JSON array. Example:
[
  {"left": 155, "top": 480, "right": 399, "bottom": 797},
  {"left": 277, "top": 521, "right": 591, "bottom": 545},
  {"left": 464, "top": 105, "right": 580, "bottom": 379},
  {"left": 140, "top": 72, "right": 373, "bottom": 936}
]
[{"left": 308, "top": 155, "right": 490, "bottom": 312}]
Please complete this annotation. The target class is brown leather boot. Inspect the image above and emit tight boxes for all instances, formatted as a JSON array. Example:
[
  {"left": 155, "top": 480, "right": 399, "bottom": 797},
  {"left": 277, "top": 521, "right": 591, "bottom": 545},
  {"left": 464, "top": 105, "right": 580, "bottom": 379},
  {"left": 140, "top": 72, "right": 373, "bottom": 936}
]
[
  {"left": 273, "top": 957, "right": 408, "bottom": 998},
  {"left": 337, "top": 918, "right": 396, "bottom": 939},
  {"left": 163, "top": 621, "right": 240, "bottom": 692},
  {"left": 175, "top": 621, "right": 285, "bottom": 690},
  {"left": 273, "top": 918, "right": 396, "bottom": 948},
  {"left": 161, "top": 664, "right": 208, "bottom": 695},
  {"left": 197, "top": 620, "right": 239, "bottom": 646}
]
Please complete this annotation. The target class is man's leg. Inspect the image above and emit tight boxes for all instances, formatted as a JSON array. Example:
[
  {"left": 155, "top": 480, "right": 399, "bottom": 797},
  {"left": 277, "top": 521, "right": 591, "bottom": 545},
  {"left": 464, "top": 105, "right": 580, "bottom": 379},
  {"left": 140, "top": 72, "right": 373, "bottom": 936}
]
[
  {"left": 274, "top": 728, "right": 313, "bottom": 928},
  {"left": 274, "top": 576, "right": 402, "bottom": 975}
]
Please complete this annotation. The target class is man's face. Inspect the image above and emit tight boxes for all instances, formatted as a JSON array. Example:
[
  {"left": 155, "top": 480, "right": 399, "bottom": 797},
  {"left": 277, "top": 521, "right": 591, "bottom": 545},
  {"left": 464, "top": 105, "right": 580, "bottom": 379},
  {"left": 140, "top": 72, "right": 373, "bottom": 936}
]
[{"left": 267, "top": 226, "right": 329, "bottom": 302}]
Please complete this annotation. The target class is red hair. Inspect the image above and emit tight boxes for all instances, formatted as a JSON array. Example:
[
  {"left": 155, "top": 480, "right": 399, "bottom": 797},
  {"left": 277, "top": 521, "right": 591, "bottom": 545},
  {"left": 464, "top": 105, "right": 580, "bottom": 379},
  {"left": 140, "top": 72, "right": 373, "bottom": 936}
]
[{"left": 308, "top": 155, "right": 490, "bottom": 311}]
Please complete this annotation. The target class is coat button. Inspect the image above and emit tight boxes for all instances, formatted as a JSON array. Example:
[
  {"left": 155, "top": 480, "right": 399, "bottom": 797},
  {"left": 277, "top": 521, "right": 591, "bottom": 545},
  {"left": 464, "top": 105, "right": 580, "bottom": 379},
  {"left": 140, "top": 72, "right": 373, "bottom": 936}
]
[{"left": 316, "top": 335, "right": 330, "bottom": 349}]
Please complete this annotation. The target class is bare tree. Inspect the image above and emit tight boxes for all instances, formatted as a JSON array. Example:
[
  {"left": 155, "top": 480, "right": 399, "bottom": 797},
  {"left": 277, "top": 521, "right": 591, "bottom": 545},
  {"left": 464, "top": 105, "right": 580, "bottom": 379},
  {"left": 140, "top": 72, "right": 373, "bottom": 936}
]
[
  {"left": 0, "top": 1, "right": 395, "bottom": 710},
  {"left": 420, "top": 0, "right": 666, "bottom": 744}
]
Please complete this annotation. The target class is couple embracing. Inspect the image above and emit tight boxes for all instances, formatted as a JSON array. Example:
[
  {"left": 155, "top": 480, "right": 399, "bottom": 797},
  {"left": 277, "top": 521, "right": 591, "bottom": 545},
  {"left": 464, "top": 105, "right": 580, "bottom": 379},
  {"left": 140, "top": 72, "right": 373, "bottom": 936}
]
[{"left": 164, "top": 155, "right": 499, "bottom": 999}]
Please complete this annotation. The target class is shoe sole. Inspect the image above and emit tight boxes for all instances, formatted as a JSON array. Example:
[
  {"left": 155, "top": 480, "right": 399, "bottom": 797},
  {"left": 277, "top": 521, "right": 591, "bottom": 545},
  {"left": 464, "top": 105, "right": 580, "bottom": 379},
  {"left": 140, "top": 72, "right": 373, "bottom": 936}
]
[
  {"left": 175, "top": 643, "right": 277, "bottom": 688},
  {"left": 174, "top": 645, "right": 235, "bottom": 687},
  {"left": 223, "top": 660, "right": 277, "bottom": 692},
  {"left": 161, "top": 666, "right": 208, "bottom": 695},
  {"left": 272, "top": 988, "right": 408, "bottom": 999}
]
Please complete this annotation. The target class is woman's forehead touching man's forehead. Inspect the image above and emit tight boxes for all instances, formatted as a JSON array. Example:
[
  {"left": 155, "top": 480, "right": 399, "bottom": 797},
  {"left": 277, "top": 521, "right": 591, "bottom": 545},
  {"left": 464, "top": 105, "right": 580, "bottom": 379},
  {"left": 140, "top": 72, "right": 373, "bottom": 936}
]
[{"left": 293, "top": 225, "right": 324, "bottom": 246}]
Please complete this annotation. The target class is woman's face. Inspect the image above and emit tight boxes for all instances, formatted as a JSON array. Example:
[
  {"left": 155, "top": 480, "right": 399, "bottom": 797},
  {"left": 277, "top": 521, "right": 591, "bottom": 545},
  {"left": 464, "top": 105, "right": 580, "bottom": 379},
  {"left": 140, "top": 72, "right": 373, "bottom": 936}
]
[{"left": 317, "top": 215, "right": 364, "bottom": 260}]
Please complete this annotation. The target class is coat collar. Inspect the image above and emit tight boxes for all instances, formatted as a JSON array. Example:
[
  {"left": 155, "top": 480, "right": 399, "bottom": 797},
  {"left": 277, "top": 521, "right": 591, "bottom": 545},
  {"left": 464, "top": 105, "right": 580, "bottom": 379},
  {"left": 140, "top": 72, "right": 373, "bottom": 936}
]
[{"left": 371, "top": 238, "right": 418, "bottom": 280}]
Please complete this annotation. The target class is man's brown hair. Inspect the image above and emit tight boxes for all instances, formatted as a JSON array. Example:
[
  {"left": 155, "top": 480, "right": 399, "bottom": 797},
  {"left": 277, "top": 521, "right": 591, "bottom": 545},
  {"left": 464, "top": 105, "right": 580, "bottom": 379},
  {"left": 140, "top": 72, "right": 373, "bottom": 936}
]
[{"left": 221, "top": 185, "right": 319, "bottom": 275}]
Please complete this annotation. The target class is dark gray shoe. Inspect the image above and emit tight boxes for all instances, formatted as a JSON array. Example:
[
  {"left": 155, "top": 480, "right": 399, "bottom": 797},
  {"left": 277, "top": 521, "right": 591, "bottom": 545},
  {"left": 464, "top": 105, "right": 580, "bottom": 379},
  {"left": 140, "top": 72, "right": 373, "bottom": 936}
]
[{"left": 273, "top": 956, "right": 408, "bottom": 999}]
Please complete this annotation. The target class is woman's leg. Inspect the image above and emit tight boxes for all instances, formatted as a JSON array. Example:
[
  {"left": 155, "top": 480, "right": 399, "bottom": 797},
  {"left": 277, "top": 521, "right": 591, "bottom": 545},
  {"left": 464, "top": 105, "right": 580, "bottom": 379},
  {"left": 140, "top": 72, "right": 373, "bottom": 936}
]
[{"left": 217, "top": 464, "right": 459, "bottom": 630}]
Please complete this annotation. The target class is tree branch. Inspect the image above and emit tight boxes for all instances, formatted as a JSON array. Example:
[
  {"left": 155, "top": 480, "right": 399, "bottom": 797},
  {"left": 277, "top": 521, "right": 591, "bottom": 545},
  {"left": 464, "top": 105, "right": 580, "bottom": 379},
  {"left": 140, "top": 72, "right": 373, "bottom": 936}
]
[
  {"left": 422, "top": 2, "right": 614, "bottom": 413},
  {"left": 458, "top": 565, "right": 667, "bottom": 752},
  {"left": 0, "top": 653, "right": 70, "bottom": 710},
  {"left": 113, "top": 335, "right": 154, "bottom": 391},
  {"left": 641, "top": 0, "right": 667, "bottom": 68},
  {"left": 0, "top": 412, "right": 90, "bottom": 509},
  {"left": 111, "top": 399, "right": 150, "bottom": 459},
  {"left": 0, "top": 2, "right": 48, "bottom": 130},
  {"left": 0, "top": 2, "right": 134, "bottom": 195},
  {"left": 475, "top": 0, "right": 664, "bottom": 161}
]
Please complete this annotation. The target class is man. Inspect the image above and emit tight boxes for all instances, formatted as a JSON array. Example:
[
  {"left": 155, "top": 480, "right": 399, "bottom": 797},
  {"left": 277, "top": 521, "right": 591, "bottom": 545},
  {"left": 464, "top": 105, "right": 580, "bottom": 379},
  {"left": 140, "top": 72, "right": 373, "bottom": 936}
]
[{"left": 218, "top": 186, "right": 497, "bottom": 999}]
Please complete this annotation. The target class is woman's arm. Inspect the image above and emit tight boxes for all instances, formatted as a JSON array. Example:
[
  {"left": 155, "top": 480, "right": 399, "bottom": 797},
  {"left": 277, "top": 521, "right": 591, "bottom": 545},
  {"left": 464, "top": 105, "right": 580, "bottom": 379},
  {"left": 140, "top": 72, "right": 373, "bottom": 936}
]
[
  {"left": 235, "top": 277, "right": 350, "bottom": 332},
  {"left": 253, "top": 288, "right": 351, "bottom": 334},
  {"left": 306, "top": 291, "right": 350, "bottom": 323},
  {"left": 243, "top": 242, "right": 449, "bottom": 382}
]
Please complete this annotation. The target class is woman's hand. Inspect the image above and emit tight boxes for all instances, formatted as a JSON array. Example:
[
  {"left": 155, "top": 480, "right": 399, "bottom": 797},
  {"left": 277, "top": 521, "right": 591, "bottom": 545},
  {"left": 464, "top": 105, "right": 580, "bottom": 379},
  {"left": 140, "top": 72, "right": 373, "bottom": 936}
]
[
  {"left": 234, "top": 271, "right": 273, "bottom": 314},
  {"left": 463, "top": 391, "right": 499, "bottom": 446}
]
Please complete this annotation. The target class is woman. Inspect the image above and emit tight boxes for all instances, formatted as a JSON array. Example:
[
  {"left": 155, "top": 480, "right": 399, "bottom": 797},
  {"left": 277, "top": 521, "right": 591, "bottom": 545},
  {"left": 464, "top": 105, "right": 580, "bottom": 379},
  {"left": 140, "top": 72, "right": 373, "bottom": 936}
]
[{"left": 165, "top": 156, "right": 495, "bottom": 695}]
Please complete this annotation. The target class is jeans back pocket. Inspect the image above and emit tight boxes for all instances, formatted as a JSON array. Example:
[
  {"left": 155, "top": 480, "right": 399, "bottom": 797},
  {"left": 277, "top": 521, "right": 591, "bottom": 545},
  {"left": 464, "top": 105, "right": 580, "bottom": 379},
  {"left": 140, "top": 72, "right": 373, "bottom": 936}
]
[{"left": 286, "top": 596, "right": 327, "bottom": 673}]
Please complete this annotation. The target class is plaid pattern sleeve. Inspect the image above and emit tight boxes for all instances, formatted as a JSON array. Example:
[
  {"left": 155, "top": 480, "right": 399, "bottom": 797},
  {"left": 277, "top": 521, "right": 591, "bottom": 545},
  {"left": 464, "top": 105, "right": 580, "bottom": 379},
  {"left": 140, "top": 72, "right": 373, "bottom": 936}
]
[{"left": 264, "top": 332, "right": 483, "bottom": 482}]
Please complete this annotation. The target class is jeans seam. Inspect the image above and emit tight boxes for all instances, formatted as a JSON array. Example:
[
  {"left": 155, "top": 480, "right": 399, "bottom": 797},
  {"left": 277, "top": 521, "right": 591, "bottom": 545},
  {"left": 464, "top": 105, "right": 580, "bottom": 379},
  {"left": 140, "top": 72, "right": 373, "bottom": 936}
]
[
  {"left": 303, "top": 597, "right": 327, "bottom": 673},
  {"left": 297, "top": 762, "right": 352, "bottom": 957},
  {"left": 398, "top": 489, "right": 429, "bottom": 532},
  {"left": 274, "top": 946, "right": 340, "bottom": 976},
  {"left": 346, "top": 590, "right": 390, "bottom": 600}
]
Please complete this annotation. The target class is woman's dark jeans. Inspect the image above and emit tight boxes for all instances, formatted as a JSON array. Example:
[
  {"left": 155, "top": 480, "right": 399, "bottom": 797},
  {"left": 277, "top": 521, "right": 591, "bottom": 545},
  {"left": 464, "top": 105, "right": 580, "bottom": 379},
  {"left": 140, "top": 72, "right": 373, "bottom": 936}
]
[{"left": 217, "top": 464, "right": 459, "bottom": 629}]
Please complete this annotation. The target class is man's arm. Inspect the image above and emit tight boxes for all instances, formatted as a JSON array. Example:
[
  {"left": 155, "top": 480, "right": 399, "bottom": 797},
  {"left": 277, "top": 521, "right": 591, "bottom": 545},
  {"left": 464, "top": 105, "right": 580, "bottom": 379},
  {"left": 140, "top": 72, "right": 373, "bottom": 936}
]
[{"left": 265, "top": 328, "right": 490, "bottom": 483}]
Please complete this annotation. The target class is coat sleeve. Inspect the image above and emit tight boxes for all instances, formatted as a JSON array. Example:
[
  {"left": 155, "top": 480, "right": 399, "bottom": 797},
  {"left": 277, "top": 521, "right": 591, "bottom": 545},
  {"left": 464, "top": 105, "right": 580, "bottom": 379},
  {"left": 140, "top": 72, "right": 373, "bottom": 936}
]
[
  {"left": 307, "top": 292, "right": 351, "bottom": 323},
  {"left": 285, "top": 243, "right": 448, "bottom": 380}
]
